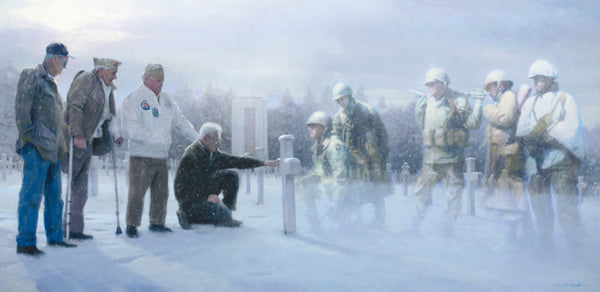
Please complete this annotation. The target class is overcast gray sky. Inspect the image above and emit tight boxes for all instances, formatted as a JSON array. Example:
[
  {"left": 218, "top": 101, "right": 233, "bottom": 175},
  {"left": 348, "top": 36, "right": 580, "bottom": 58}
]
[{"left": 1, "top": 0, "right": 599, "bottom": 126}]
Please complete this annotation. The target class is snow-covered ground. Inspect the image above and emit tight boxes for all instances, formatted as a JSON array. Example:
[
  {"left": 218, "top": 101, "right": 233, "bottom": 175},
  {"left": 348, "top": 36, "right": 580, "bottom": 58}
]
[{"left": 1, "top": 167, "right": 599, "bottom": 291}]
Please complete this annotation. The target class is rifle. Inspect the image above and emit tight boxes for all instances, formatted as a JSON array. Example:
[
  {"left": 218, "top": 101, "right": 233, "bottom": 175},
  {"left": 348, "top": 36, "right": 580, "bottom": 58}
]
[
  {"left": 410, "top": 89, "right": 427, "bottom": 98},
  {"left": 465, "top": 90, "right": 489, "bottom": 100}
]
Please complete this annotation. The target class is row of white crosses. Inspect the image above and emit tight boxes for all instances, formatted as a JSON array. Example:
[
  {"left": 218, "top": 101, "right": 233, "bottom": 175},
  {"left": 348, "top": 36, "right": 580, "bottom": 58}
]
[
  {"left": 0, "top": 153, "right": 22, "bottom": 181},
  {"left": 273, "top": 137, "right": 592, "bottom": 234}
]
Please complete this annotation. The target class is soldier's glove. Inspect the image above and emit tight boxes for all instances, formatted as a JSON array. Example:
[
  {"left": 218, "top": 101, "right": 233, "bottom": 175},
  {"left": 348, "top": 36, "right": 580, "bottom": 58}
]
[
  {"left": 353, "top": 151, "right": 370, "bottom": 165},
  {"left": 542, "top": 133, "right": 561, "bottom": 148},
  {"left": 298, "top": 172, "right": 322, "bottom": 188},
  {"left": 530, "top": 114, "right": 553, "bottom": 136},
  {"left": 519, "top": 136, "right": 543, "bottom": 158}
]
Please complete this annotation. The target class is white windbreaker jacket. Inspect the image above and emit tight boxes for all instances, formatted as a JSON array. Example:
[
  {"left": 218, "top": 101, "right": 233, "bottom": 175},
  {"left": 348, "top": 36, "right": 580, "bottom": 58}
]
[{"left": 120, "top": 84, "right": 197, "bottom": 159}]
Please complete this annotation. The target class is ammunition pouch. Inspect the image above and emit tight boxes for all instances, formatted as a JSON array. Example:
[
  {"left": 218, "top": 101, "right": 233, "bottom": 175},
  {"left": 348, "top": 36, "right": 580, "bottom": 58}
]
[
  {"left": 488, "top": 127, "right": 510, "bottom": 145},
  {"left": 447, "top": 128, "right": 469, "bottom": 147},
  {"left": 499, "top": 142, "right": 524, "bottom": 171},
  {"left": 424, "top": 128, "right": 469, "bottom": 148},
  {"left": 498, "top": 142, "right": 521, "bottom": 156},
  {"left": 434, "top": 129, "right": 446, "bottom": 148}
]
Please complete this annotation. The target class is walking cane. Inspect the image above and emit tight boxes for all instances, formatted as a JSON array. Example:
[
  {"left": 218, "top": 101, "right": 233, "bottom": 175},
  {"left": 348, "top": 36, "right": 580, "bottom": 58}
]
[
  {"left": 64, "top": 134, "right": 74, "bottom": 241},
  {"left": 111, "top": 136, "right": 123, "bottom": 235}
]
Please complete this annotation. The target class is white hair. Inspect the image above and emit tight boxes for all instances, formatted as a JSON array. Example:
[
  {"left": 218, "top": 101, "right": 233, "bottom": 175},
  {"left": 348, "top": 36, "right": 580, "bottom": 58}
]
[
  {"left": 199, "top": 122, "right": 222, "bottom": 140},
  {"left": 94, "top": 66, "right": 111, "bottom": 71}
]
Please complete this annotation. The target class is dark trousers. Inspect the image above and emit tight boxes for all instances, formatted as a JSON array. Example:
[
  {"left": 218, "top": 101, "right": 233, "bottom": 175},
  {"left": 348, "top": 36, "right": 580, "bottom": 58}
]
[
  {"left": 64, "top": 142, "right": 93, "bottom": 233},
  {"left": 186, "top": 170, "right": 239, "bottom": 224}
]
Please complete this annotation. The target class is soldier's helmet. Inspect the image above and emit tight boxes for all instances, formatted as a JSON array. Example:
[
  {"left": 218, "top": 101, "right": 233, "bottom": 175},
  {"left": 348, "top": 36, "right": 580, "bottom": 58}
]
[
  {"left": 483, "top": 70, "right": 513, "bottom": 90},
  {"left": 528, "top": 60, "right": 558, "bottom": 79},
  {"left": 306, "top": 111, "right": 333, "bottom": 130},
  {"left": 424, "top": 68, "right": 450, "bottom": 86},
  {"left": 332, "top": 82, "right": 353, "bottom": 101}
]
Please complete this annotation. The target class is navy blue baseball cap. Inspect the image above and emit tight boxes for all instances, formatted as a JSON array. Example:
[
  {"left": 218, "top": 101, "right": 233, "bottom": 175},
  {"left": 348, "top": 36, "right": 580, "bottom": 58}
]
[{"left": 46, "top": 42, "right": 74, "bottom": 58}]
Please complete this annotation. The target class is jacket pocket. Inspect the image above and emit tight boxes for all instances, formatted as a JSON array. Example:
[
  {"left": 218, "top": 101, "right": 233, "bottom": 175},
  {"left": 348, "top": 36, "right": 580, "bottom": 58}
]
[{"left": 33, "top": 121, "right": 58, "bottom": 152}]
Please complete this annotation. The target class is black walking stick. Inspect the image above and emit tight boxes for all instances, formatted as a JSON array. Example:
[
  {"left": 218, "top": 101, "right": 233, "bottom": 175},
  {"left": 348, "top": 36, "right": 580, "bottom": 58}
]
[{"left": 110, "top": 134, "right": 123, "bottom": 235}]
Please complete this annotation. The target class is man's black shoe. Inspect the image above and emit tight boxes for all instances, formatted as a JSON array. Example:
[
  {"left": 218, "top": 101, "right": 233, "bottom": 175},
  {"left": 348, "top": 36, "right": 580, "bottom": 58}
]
[
  {"left": 177, "top": 209, "right": 192, "bottom": 230},
  {"left": 149, "top": 224, "right": 173, "bottom": 233},
  {"left": 215, "top": 219, "right": 242, "bottom": 228},
  {"left": 17, "top": 246, "right": 44, "bottom": 257},
  {"left": 126, "top": 225, "right": 138, "bottom": 238},
  {"left": 70, "top": 232, "right": 93, "bottom": 240},
  {"left": 48, "top": 241, "right": 77, "bottom": 248}
]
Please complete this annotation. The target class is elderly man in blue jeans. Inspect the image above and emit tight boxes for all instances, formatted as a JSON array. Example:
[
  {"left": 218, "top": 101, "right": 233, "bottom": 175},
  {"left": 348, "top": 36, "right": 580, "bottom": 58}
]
[{"left": 15, "top": 43, "right": 77, "bottom": 256}]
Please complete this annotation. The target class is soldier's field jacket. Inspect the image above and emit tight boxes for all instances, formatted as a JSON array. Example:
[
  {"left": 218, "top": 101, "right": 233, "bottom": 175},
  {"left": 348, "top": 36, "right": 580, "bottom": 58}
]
[
  {"left": 333, "top": 99, "right": 389, "bottom": 183},
  {"left": 15, "top": 63, "right": 66, "bottom": 163},
  {"left": 415, "top": 88, "right": 482, "bottom": 164},
  {"left": 483, "top": 90, "right": 524, "bottom": 173},
  {"left": 174, "top": 140, "right": 265, "bottom": 213},
  {"left": 301, "top": 134, "right": 349, "bottom": 186},
  {"left": 516, "top": 88, "right": 584, "bottom": 171}
]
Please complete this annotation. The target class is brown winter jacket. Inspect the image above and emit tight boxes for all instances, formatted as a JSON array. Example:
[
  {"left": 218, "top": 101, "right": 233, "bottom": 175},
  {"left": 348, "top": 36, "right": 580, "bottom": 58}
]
[{"left": 65, "top": 70, "right": 116, "bottom": 158}]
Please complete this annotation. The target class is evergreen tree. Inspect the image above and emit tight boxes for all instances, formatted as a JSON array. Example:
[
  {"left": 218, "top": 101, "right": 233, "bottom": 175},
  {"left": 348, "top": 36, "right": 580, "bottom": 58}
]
[
  {"left": 0, "top": 61, "right": 19, "bottom": 157},
  {"left": 317, "top": 85, "right": 336, "bottom": 116},
  {"left": 267, "top": 91, "right": 312, "bottom": 167}
]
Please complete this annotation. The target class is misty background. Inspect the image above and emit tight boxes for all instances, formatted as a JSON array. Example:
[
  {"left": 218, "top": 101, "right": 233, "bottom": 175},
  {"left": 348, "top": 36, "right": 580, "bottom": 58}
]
[{"left": 1, "top": 0, "right": 600, "bottom": 185}]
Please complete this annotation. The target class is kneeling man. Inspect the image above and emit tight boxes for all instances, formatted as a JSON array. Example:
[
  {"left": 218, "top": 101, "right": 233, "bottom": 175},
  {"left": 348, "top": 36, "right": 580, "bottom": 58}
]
[{"left": 174, "top": 122, "right": 279, "bottom": 228}]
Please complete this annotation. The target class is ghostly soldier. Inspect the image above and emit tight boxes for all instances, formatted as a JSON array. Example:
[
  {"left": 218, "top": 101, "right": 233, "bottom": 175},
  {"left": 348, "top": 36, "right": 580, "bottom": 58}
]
[
  {"left": 413, "top": 68, "right": 483, "bottom": 236},
  {"left": 480, "top": 70, "right": 531, "bottom": 242},
  {"left": 516, "top": 60, "right": 585, "bottom": 257},
  {"left": 332, "top": 82, "right": 391, "bottom": 226},
  {"left": 297, "top": 111, "right": 352, "bottom": 229}
]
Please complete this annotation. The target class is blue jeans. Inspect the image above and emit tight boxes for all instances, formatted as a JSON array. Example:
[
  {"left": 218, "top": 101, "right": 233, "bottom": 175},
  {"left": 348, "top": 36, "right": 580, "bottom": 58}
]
[{"left": 17, "top": 144, "right": 64, "bottom": 247}]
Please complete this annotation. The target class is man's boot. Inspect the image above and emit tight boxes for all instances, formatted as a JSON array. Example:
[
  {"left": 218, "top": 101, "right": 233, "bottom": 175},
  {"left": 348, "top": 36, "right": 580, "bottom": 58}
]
[{"left": 177, "top": 209, "right": 192, "bottom": 230}]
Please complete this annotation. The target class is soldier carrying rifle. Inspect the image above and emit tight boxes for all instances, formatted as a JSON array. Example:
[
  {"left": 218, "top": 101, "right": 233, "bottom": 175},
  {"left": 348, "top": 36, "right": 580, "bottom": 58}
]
[
  {"left": 412, "top": 68, "right": 483, "bottom": 236},
  {"left": 332, "top": 82, "right": 391, "bottom": 227},
  {"left": 480, "top": 70, "right": 532, "bottom": 244}
]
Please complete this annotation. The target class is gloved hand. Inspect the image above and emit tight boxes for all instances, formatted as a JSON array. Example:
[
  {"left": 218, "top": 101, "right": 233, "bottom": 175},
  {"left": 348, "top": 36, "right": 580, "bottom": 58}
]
[
  {"left": 542, "top": 133, "right": 561, "bottom": 148},
  {"left": 530, "top": 114, "right": 553, "bottom": 135},
  {"left": 352, "top": 150, "right": 370, "bottom": 166},
  {"left": 365, "top": 141, "right": 381, "bottom": 162}
]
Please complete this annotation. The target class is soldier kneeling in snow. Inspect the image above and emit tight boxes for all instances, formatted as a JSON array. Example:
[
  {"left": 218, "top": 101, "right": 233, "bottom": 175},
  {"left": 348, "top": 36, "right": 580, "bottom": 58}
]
[
  {"left": 174, "top": 122, "right": 279, "bottom": 229},
  {"left": 297, "top": 111, "right": 355, "bottom": 231}
]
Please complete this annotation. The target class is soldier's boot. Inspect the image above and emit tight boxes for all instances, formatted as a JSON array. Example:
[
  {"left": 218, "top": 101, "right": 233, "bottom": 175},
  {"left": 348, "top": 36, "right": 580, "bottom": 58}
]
[
  {"left": 441, "top": 220, "right": 455, "bottom": 238},
  {"left": 534, "top": 234, "right": 555, "bottom": 259},
  {"left": 368, "top": 199, "right": 386, "bottom": 229},
  {"left": 506, "top": 221, "right": 518, "bottom": 245},
  {"left": 501, "top": 212, "right": 520, "bottom": 245}
]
